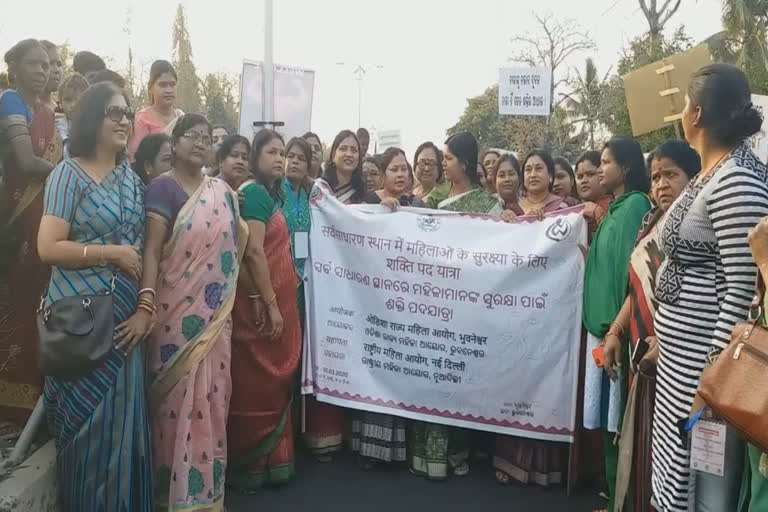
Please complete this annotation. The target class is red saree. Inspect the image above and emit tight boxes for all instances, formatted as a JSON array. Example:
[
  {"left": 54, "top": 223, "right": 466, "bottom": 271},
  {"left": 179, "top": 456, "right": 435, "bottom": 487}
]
[
  {"left": 227, "top": 188, "right": 302, "bottom": 490},
  {"left": 0, "top": 100, "right": 61, "bottom": 433}
]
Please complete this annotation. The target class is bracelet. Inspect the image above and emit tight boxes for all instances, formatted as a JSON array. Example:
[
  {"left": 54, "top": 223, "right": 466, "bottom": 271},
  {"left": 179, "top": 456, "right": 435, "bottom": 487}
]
[
  {"left": 265, "top": 293, "right": 277, "bottom": 306},
  {"left": 138, "top": 288, "right": 156, "bottom": 298},
  {"left": 248, "top": 294, "right": 262, "bottom": 300},
  {"left": 137, "top": 303, "right": 155, "bottom": 315},
  {"left": 609, "top": 321, "right": 625, "bottom": 338},
  {"left": 83, "top": 245, "right": 89, "bottom": 259},
  {"left": 137, "top": 297, "right": 156, "bottom": 312}
]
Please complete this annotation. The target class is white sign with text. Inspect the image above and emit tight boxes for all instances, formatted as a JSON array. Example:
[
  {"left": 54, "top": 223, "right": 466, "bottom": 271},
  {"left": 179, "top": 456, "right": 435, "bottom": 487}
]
[
  {"left": 498, "top": 67, "right": 552, "bottom": 116},
  {"left": 303, "top": 183, "right": 586, "bottom": 441}
]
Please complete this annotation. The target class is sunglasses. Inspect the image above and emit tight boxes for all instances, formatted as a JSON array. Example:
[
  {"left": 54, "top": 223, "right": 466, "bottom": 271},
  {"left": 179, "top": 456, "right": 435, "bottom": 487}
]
[{"left": 104, "top": 106, "right": 135, "bottom": 123}]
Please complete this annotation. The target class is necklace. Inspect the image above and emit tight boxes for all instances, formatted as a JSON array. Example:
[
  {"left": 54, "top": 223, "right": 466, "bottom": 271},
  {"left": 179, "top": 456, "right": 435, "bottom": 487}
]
[
  {"left": 694, "top": 149, "right": 732, "bottom": 186},
  {"left": 171, "top": 168, "right": 203, "bottom": 196}
]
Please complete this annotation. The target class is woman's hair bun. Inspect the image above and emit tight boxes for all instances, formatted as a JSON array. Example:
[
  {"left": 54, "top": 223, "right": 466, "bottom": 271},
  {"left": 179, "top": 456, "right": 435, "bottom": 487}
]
[{"left": 732, "top": 102, "right": 764, "bottom": 140}]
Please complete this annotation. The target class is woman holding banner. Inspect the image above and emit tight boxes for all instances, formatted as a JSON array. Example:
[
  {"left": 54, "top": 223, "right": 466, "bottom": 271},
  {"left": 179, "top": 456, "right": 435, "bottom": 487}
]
[
  {"left": 409, "top": 131, "right": 500, "bottom": 479},
  {"left": 305, "top": 129, "right": 365, "bottom": 461},
  {"left": 582, "top": 137, "right": 651, "bottom": 512},
  {"left": 492, "top": 149, "right": 571, "bottom": 487}
]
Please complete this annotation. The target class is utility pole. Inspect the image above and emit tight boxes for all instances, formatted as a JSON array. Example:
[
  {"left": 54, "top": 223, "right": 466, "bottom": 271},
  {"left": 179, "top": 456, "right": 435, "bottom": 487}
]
[
  {"left": 337, "top": 63, "right": 384, "bottom": 129},
  {"left": 264, "top": 0, "right": 275, "bottom": 123}
]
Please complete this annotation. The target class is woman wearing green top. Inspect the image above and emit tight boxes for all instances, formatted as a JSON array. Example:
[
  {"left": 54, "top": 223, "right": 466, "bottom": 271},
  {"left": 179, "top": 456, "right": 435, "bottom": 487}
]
[
  {"left": 745, "top": 217, "right": 768, "bottom": 511},
  {"left": 410, "top": 131, "right": 501, "bottom": 480},
  {"left": 226, "top": 129, "right": 302, "bottom": 490},
  {"left": 583, "top": 137, "right": 651, "bottom": 512},
  {"left": 280, "top": 137, "right": 312, "bottom": 319},
  {"left": 424, "top": 132, "right": 502, "bottom": 216}
]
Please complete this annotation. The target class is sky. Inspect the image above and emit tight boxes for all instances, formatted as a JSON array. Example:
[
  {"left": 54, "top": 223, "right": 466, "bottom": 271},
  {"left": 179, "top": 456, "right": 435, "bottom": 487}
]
[{"left": 0, "top": 0, "right": 724, "bottom": 156}]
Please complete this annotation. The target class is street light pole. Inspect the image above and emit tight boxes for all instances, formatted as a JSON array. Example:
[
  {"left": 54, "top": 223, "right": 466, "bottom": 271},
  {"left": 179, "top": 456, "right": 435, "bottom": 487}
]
[
  {"left": 337, "top": 63, "right": 383, "bottom": 130},
  {"left": 263, "top": 0, "right": 275, "bottom": 123}
]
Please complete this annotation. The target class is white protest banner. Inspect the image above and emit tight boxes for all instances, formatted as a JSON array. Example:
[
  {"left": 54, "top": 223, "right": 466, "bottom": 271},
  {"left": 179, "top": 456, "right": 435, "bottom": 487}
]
[
  {"left": 303, "top": 182, "right": 586, "bottom": 442},
  {"left": 748, "top": 94, "right": 768, "bottom": 163},
  {"left": 498, "top": 67, "right": 552, "bottom": 117}
]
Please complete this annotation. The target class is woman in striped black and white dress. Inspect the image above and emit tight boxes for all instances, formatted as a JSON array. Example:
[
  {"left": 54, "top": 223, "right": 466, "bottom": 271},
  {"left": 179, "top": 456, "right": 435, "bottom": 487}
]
[{"left": 652, "top": 64, "right": 768, "bottom": 511}]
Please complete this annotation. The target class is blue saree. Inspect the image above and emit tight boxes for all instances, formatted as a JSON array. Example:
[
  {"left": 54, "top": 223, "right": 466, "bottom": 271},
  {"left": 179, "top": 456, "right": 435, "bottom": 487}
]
[{"left": 41, "top": 159, "right": 153, "bottom": 511}]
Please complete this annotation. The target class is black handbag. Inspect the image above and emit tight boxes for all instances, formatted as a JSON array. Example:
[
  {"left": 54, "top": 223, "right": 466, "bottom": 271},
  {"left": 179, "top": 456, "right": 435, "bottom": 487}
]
[{"left": 37, "top": 274, "right": 116, "bottom": 379}]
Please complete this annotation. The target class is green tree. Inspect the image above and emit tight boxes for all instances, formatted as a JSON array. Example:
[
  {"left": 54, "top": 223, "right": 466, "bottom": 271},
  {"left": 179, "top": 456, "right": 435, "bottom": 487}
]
[
  {"left": 562, "top": 58, "right": 611, "bottom": 149},
  {"left": 172, "top": 4, "right": 201, "bottom": 113},
  {"left": 602, "top": 26, "right": 694, "bottom": 151},
  {"left": 447, "top": 85, "right": 585, "bottom": 160},
  {"left": 508, "top": 13, "right": 596, "bottom": 149},
  {"left": 201, "top": 73, "right": 239, "bottom": 131},
  {"left": 718, "top": 0, "right": 768, "bottom": 94}
]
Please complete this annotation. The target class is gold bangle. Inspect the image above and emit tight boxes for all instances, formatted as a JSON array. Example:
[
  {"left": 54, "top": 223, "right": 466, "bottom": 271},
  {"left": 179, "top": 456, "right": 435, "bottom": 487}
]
[
  {"left": 265, "top": 293, "right": 277, "bottom": 306},
  {"left": 83, "top": 245, "right": 89, "bottom": 259},
  {"left": 137, "top": 305, "right": 154, "bottom": 316}
]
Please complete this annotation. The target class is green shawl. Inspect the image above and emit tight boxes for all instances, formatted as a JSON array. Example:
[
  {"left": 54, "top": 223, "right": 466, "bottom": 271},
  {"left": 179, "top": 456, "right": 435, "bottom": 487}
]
[{"left": 583, "top": 191, "right": 652, "bottom": 337}]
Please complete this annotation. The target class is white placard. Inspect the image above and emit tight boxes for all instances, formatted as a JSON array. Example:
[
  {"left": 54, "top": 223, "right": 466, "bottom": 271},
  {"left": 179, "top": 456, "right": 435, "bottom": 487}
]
[
  {"left": 302, "top": 181, "right": 586, "bottom": 441},
  {"left": 498, "top": 67, "right": 552, "bottom": 116},
  {"left": 238, "top": 60, "right": 315, "bottom": 140},
  {"left": 748, "top": 94, "right": 768, "bottom": 163},
  {"left": 377, "top": 129, "right": 402, "bottom": 152}
]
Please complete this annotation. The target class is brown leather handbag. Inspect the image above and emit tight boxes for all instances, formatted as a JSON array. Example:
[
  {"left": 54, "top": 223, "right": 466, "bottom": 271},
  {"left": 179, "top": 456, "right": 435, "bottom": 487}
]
[{"left": 698, "top": 276, "right": 768, "bottom": 453}]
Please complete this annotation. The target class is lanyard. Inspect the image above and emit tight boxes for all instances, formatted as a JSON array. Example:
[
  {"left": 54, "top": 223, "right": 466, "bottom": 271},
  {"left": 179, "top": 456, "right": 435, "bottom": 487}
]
[{"left": 284, "top": 179, "right": 303, "bottom": 219}]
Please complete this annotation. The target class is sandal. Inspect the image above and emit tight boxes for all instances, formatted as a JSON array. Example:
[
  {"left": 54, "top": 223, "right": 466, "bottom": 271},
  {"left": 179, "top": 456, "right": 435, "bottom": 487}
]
[
  {"left": 452, "top": 461, "right": 470, "bottom": 477},
  {"left": 495, "top": 470, "right": 511, "bottom": 485}
]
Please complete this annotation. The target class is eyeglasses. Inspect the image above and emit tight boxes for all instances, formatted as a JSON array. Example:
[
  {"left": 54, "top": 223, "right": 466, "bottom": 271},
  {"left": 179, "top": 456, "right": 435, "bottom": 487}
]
[
  {"left": 104, "top": 106, "right": 135, "bottom": 123},
  {"left": 181, "top": 132, "right": 212, "bottom": 146},
  {"left": 417, "top": 160, "right": 437, "bottom": 170}
]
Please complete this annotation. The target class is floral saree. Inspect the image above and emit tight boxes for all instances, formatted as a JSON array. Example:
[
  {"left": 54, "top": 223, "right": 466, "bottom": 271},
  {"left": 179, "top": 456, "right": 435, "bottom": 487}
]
[{"left": 149, "top": 176, "right": 245, "bottom": 511}]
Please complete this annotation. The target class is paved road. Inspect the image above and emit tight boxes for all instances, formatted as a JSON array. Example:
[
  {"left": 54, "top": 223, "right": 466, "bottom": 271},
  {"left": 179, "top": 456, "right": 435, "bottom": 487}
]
[{"left": 227, "top": 451, "right": 602, "bottom": 511}]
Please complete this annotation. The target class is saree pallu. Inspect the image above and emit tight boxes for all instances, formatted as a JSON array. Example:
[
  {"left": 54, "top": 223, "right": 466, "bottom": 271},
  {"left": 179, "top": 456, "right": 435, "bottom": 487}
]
[
  {"left": 149, "top": 177, "right": 242, "bottom": 511},
  {"left": 43, "top": 274, "right": 153, "bottom": 511},
  {"left": 227, "top": 209, "right": 301, "bottom": 491},
  {"left": 0, "top": 101, "right": 61, "bottom": 431},
  {"left": 615, "top": 210, "right": 663, "bottom": 512}
]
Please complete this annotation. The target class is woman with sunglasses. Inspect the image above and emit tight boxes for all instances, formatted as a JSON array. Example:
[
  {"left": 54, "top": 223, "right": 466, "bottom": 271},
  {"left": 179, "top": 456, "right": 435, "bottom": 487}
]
[
  {"left": 141, "top": 114, "right": 247, "bottom": 510},
  {"left": 0, "top": 38, "right": 63, "bottom": 435},
  {"left": 37, "top": 82, "right": 151, "bottom": 510}
]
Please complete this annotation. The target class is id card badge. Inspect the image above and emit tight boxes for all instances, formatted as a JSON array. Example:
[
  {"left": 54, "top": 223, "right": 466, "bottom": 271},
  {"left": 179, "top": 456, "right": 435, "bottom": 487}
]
[
  {"left": 690, "top": 419, "right": 726, "bottom": 476},
  {"left": 294, "top": 232, "right": 309, "bottom": 260}
]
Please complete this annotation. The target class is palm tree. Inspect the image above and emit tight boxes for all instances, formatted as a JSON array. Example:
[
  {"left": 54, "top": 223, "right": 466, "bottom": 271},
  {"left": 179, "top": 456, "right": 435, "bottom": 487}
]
[
  {"left": 561, "top": 58, "right": 610, "bottom": 149},
  {"left": 720, "top": 0, "right": 768, "bottom": 93}
]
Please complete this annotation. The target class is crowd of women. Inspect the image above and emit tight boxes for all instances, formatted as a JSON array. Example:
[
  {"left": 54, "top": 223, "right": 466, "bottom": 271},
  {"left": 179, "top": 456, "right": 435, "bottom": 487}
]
[{"left": 1, "top": 37, "right": 767, "bottom": 512}]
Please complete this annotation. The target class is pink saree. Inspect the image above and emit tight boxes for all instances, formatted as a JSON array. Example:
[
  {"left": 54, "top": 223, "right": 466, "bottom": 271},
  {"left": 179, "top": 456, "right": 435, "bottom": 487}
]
[{"left": 148, "top": 177, "right": 246, "bottom": 511}]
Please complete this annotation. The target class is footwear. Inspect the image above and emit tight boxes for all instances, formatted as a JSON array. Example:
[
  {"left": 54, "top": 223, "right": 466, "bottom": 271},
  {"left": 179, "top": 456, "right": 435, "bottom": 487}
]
[
  {"left": 495, "top": 470, "right": 511, "bottom": 485},
  {"left": 453, "top": 462, "right": 470, "bottom": 477}
]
